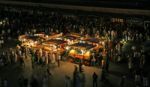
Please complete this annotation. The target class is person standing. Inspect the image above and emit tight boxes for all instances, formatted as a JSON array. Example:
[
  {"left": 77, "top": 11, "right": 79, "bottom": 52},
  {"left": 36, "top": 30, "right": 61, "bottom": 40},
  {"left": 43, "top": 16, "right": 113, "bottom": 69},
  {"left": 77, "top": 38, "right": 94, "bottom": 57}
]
[
  {"left": 0, "top": 77, "right": 2, "bottom": 87},
  {"left": 105, "top": 54, "right": 110, "bottom": 72},
  {"left": 57, "top": 54, "right": 61, "bottom": 67},
  {"left": 128, "top": 58, "right": 133, "bottom": 74},
  {"left": 3, "top": 78, "right": 8, "bottom": 87},
  {"left": 91, "top": 57, "right": 96, "bottom": 66},
  {"left": 80, "top": 71, "right": 86, "bottom": 87},
  {"left": 101, "top": 59, "right": 105, "bottom": 69},
  {"left": 93, "top": 72, "right": 98, "bottom": 87},
  {"left": 20, "top": 53, "right": 25, "bottom": 67},
  {"left": 73, "top": 65, "right": 79, "bottom": 87},
  {"left": 79, "top": 63, "right": 83, "bottom": 73},
  {"left": 14, "top": 51, "right": 18, "bottom": 63},
  {"left": 45, "top": 51, "right": 48, "bottom": 65}
]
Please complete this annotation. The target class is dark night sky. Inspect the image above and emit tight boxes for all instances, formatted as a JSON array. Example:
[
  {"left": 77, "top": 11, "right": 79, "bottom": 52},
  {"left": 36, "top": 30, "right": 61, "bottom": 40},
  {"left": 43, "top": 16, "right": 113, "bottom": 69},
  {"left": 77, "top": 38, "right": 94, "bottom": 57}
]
[
  {"left": 4, "top": 0, "right": 150, "bottom": 9},
  {"left": 10, "top": 0, "right": 148, "bottom": 1}
]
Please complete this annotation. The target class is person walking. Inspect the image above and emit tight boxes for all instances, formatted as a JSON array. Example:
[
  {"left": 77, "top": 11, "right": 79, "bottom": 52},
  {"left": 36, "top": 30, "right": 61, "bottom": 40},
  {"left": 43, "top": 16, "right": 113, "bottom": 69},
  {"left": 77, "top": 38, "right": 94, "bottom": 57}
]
[
  {"left": 57, "top": 54, "right": 61, "bottom": 67},
  {"left": 65, "top": 75, "right": 71, "bottom": 87},
  {"left": 120, "top": 74, "right": 126, "bottom": 87},
  {"left": 47, "top": 68, "right": 52, "bottom": 77},
  {"left": 80, "top": 72, "right": 86, "bottom": 87},
  {"left": 93, "top": 72, "right": 98, "bottom": 87},
  {"left": 30, "top": 76, "right": 38, "bottom": 87},
  {"left": 143, "top": 76, "right": 149, "bottom": 87},
  {"left": 135, "top": 73, "right": 141, "bottom": 87},
  {"left": 42, "top": 75, "right": 48, "bottom": 87},
  {"left": 101, "top": 69, "right": 106, "bottom": 82},
  {"left": 18, "top": 75, "right": 24, "bottom": 87}
]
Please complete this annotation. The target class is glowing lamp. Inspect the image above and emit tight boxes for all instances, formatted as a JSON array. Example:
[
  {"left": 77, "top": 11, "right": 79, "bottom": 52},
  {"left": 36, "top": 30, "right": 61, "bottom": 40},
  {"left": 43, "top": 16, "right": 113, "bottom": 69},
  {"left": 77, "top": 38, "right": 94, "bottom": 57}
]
[
  {"left": 69, "top": 49, "right": 76, "bottom": 55},
  {"left": 84, "top": 51, "right": 90, "bottom": 57}
]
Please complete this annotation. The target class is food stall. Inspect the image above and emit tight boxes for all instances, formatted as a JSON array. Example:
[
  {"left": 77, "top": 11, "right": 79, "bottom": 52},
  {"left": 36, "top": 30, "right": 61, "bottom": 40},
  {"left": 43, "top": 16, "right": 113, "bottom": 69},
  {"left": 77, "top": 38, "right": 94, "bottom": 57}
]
[
  {"left": 18, "top": 34, "right": 46, "bottom": 48},
  {"left": 67, "top": 42, "right": 97, "bottom": 65},
  {"left": 42, "top": 39, "right": 67, "bottom": 54},
  {"left": 83, "top": 38, "right": 103, "bottom": 52},
  {"left": 47, "top": 33, "right": 63, "bottom": 40},
  {"left": 63, "top": 33, "right": 82, "bottom": 45},
  {"left": 18, "top": 32, "right": 105, "bottom": 66}
]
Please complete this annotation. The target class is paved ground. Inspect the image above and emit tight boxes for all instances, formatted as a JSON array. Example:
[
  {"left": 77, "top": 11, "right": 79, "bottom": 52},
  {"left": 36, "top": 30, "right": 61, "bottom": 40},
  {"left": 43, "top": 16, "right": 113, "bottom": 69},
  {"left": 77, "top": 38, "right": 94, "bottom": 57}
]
[
  {"left": 1, "top": 39, "right": 149, "bottom": 87},
  {"left": 0, "top": 55, "right": 135, "bottom": 87}
]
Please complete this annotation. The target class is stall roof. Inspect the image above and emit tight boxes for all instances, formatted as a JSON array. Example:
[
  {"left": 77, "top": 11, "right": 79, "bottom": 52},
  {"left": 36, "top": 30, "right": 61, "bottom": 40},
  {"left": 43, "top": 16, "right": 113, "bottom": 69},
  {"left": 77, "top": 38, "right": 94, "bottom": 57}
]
[
  {"left": 70, "top": 43, "right": 96, "bottom": 49},
  {"left": 84, "top": 38, "right": 100, "bottom": 43},
  {"left": 44, "top": 39, "right": 67, "bottom": 45},
  {"left": 64, "top": 33, "right": 82, "bottom": 40},
  {"left": 64, "top": 35, "right": 78, "bottom": 40},
  {"left": 25, "top": 36, "right": 44, "bottom": 41}
]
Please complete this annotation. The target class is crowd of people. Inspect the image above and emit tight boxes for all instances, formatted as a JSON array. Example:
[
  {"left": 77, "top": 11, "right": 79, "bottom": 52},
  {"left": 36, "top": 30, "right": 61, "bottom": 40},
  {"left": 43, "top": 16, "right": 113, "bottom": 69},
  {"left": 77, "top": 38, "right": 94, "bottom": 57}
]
[{"left": 0, "top": 4, "right": 150, "bottom": 87}]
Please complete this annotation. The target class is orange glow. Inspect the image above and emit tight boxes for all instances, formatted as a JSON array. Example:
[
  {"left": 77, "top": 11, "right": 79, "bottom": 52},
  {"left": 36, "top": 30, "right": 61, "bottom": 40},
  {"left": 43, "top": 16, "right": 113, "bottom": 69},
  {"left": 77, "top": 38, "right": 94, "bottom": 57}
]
[
  {"left": 69, "top": 49, "right": 76, "bottom": 56},
  {"left": 84, "top": 51, "right": 90, "bottom": 57}
]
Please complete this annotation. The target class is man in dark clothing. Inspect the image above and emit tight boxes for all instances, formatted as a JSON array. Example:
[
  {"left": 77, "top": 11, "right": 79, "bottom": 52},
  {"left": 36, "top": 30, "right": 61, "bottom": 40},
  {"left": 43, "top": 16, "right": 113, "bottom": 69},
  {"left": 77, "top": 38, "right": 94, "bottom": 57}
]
[
  {"left": 79, "top": 63, "right": 83, "bottom": 72},
  {"left": 18, "top": 76, "right": 24, "bottom": 87},
  {"left": 31, "top": 77, "right": 38, "bottom": 87},
  {"left": 93, "top": 72, "right": 98, "bottom": 87},
  {"left": 47, "top": 68, "right": 52, "bottom": 77},
  {"left": 23, "top": 78, "right": 28, "bottom": 87},
  {"left": 105, "top": 54, "right": 110, "bottom": 72},
  {"left": 101, "top": 69, "right": 106, "bottom": 82},
  {"left": 73, "top": 65, "right": 78, "bottom": 87},
  {"left": 120, "top": 74, "right": 126, "bottom": 87}
]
